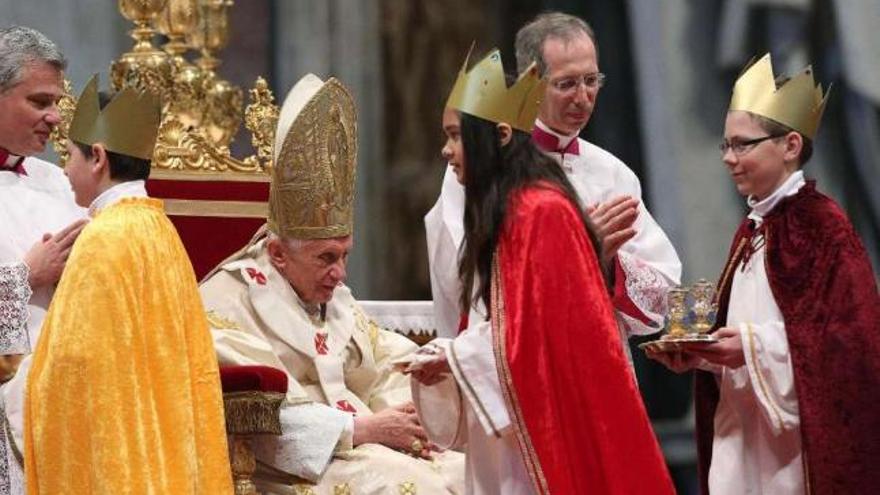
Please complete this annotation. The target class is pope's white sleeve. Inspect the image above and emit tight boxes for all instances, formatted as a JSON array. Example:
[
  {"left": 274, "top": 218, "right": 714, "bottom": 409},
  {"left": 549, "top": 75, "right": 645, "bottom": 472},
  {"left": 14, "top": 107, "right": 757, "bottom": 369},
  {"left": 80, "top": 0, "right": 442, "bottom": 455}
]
[{"left": 251, "top": 402, "right": 352, "bottom": 483}]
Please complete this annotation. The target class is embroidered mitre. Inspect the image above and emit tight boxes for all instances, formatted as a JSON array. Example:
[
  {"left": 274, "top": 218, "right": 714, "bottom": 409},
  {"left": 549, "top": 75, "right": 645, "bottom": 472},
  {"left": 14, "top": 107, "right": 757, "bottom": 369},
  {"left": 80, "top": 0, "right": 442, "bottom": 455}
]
[{"left": 269, "top": 74, "right": 357, "bottom": 240}]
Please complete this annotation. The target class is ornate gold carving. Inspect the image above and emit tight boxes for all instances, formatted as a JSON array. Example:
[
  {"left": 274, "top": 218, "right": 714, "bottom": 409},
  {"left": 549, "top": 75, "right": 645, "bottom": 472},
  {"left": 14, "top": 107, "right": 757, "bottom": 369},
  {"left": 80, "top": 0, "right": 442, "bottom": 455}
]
[
  {"left": 244, "top": 77, "right": 279, "bottom": 168},
  {"left": 49, "top": 79, "right": 77, "bottom": 166},
  {"left": 229, "top": 436, "right": 258, "bottom": 495},
  {"left": 65, "top": 0, "right": 277, "bottom": 176},
  {"left": 111, "top": 0, "right": 172, "bottom": 97}
]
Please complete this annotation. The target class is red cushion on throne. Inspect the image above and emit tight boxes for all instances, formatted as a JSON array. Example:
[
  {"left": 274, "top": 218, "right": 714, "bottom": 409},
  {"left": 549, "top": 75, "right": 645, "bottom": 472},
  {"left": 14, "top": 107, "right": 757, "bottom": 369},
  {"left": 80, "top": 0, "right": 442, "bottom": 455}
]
[
  {"left": 146, "top": 170, "right": 270, "bottom": 280},
  {"left": 220, "top": 365, "right": 288, "bottom": 394}
]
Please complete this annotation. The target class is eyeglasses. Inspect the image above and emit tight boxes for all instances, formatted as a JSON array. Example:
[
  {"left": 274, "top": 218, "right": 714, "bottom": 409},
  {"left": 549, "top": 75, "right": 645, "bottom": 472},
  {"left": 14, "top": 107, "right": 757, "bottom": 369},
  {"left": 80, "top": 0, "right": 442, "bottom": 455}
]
[
  {"left": 551, "top": 72, "right": 606, "bottom": 93},
  {"left": 719, "top": 134, "right": 785, "bottom": 157}
]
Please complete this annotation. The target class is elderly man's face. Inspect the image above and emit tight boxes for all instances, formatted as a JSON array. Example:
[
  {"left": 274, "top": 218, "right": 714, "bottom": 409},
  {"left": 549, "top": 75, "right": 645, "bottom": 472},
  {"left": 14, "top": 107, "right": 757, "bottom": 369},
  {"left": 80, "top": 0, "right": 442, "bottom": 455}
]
[
  {"left": 268, "top": 235, "right": 353, "bottom": 305},
  {"left": 538, "top": 33, "right": 599, "bottom": 136},
  {"left": 0, "top": 61, "right": 63, "bottom": 155}
]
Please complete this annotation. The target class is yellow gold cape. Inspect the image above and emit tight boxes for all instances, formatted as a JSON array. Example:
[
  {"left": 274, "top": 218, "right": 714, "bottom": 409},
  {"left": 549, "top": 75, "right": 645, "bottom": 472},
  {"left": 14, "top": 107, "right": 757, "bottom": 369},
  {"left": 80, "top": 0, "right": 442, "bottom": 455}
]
[{"left": 24, "top": 197, "right": 232, "bottom": 493}]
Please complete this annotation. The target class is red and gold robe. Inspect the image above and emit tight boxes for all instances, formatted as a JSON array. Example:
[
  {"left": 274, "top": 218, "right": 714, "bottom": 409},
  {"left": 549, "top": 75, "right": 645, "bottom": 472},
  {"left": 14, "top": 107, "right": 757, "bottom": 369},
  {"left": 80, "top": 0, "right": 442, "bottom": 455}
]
[
  {"left": 696, "top": 181, "right": 880, "bottom": 494},
  {"left": 493, "top": 185, "right": 674, "bottom": 494}
]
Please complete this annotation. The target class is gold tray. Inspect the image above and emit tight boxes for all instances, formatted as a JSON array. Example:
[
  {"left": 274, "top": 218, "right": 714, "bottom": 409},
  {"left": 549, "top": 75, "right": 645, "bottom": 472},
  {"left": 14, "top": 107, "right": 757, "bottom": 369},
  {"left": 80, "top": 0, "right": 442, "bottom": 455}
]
[{"left": 638, "top": 336, "right": 719, "bottom": 353}]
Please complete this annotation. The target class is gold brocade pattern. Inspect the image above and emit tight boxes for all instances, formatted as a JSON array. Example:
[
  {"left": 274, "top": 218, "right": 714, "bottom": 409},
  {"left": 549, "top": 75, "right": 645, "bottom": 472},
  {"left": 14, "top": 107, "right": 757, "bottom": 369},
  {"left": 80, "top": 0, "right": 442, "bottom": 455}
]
[
  {"left": 269, "top": 78, "right": 357, "bottom": 240},
  {"left": 399, "top": 481, "right": 417, "bottom": 495},
  {"left": 294, "top": 486, "right": 316, "bottom": 495},
  {"left": 206, "top": 309, "right": 242, "bottom": 331},
  {"left": 333, "top": 483, "right": 352, "bottom": 495},
  {"left": 24, "top": 198, "right": 232, "bottom": 493}
]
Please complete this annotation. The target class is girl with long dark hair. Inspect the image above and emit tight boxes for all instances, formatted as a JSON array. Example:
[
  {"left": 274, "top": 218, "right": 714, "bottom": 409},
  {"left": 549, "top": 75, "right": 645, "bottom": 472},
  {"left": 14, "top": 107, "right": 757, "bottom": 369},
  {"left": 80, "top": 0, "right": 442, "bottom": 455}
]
[{"left": 410, "top": 49, "right": 673, "bottom": 494}]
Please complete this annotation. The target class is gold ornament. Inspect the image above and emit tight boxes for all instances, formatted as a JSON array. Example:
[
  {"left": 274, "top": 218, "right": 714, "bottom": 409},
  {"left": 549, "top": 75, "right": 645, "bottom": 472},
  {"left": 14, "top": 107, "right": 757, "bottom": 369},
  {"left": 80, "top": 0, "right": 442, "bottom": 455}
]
[
  {"left": 445, "top": 46, "right": 546, "bottom": 132},
  {"left": 410, "top": 439, "right": 424, "bottom": 454},
  {"left": 68, "top": 75, "right": 161, "bottom": 160},
  {"left": 268, "top": 74, "right": 357, "bottom": 240},
  {"left": 729, "top": 53, "right": 829, "bottom": 139}
]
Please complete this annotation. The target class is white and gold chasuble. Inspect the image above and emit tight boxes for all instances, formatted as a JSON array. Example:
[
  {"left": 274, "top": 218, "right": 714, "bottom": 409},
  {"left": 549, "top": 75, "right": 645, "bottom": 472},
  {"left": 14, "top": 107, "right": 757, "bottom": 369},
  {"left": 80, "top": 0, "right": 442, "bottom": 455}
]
[{"left": 200, "top": 241, "right": 464, "bottom": 494}]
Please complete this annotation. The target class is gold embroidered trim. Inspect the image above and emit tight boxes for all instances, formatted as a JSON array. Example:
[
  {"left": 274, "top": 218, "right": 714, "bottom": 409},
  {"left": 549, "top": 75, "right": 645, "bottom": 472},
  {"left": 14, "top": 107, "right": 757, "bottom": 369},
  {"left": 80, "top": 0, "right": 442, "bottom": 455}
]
[
  {"left": 333, "top": 483, "right": 352, "bottom": 495},
  {"left": 715, "top": 237, "right": 748, "bottom": 306},
  {"left": 448, "top": 338, "right": 500, "bottom": 437},
  {"left": 162, "top": 198, "right": 268, "bottom": 218},
  {"left": 745, "top": 323, "right": 784, "bottom": 428},
  {"left": 490, "top": 257, "right": 550, "bottom": 494},
  {"left": 398, "top": 481, "right": 417, "bottom": 495},
  {"left": 205, "top": 310, "right": 242, "bottom": 331}
]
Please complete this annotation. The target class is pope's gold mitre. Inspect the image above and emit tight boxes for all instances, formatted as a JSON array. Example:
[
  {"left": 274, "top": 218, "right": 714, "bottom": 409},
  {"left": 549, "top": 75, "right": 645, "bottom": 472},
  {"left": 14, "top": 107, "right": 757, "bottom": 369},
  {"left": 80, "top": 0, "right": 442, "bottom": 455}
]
[
  {"left": 68, "top": 75, "right": 161, "bottom": 160},
  {"left": 445, "top": 47, "right": 546, "bottom": 132},
  {"left": 728, "top": 53, "right": 829, "bottom": 139},
  {"left": 268, "top": 74, "right": 357, "bottom": 240}
]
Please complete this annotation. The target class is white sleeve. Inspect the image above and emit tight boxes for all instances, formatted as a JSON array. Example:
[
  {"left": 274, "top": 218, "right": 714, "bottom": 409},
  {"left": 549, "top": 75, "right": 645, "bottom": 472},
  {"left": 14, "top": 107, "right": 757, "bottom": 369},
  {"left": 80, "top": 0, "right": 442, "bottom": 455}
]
[
  {"left": 446, "top": 320, "right": 511, "bottom": 437},
  {"left": 739, "top": 321, "right": 800, "bottom": 434},
  {"left": 251, "top": 402, "right": 352, "bottom": 483},
  {"left": 0, "top": 262, "right": 31, "bottom": 354},
  {"left": 611, "top": 169, "right": 682, "bottom": 337}
]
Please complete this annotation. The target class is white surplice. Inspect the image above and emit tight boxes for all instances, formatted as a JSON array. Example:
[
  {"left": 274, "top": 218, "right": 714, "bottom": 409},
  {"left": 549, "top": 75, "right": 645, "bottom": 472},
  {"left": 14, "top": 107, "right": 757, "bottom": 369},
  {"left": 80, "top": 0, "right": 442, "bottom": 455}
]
[
  {"left": 425, "top": 120, "right": 681, "bottom": 346},
  {"left": 413, "top": 300, "right": 535, "bottom": 495},
  {"left": 708, "top": 171, "right": 806, "bottom": 495},
  {"left": 0, "top": 157, "right": 85, "bottom": 495}
]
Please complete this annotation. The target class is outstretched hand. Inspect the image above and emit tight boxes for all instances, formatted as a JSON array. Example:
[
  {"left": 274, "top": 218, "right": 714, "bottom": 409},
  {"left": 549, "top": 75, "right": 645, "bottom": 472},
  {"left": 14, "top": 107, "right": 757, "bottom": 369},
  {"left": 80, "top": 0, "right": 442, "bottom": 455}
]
[{"left": 586, "top": 195, "right": 639, "bottom": 265}]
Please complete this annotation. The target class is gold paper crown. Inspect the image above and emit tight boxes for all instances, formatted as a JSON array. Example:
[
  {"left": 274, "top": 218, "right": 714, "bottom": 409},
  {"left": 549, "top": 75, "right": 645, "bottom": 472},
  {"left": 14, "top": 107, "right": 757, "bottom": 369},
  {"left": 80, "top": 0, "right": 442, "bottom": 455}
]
[
  {"left": 445, "top": 47, "right": 546, "bottom": 132},
  {"left": 68, "top": 75, "right": 161, "bottom": 160},
  {"left": 729, "top": 53, "right": 830, "bottom": 139},
  {"left": 268, "top": 74, "right": 357, "bottom": 240}
]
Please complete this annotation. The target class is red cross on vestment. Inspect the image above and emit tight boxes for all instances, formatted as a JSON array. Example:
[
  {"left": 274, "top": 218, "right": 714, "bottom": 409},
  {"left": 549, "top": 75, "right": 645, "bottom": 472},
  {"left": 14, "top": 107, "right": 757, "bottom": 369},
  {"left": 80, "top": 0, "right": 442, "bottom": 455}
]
[
  {"left": 245, "top": 267, "right": 267, "bottom": 285},
  {"left": 314, "top": 332, "right": 329, "bottom": 355},
  {"left": 335, "top": 400, "right": 357, "bottom": 414}
]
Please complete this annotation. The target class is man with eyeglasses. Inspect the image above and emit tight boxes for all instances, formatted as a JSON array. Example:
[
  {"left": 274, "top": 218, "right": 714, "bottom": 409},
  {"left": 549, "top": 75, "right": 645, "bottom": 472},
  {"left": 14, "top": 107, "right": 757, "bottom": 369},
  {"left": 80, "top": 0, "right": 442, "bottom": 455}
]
[
  {"left": 648, "top": 54, "right": 880, "bottom": 495},
  {"left": 426, "top": 12, "right": 681, "bottom": 354}
]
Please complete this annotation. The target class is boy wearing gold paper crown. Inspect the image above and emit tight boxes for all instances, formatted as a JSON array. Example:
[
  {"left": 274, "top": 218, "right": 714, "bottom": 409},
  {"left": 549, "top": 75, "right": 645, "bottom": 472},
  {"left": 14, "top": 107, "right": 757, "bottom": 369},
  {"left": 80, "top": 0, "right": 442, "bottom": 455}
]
[
  {"left": 23, "top": 76, "right": 233, "bottom": 494},
  {"left": 648, "top": 55, "right": 880, "bottom": 494},
  {"left": 410, "top": 48, "right": 674, "bottom": 495}
]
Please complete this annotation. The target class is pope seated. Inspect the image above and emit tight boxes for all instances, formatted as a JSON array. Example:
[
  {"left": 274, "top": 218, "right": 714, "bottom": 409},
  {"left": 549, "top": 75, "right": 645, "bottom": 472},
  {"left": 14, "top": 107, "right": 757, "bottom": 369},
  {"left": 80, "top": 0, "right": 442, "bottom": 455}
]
[{"left": 200, "top": 74, "right": 463, "bottom": 494}]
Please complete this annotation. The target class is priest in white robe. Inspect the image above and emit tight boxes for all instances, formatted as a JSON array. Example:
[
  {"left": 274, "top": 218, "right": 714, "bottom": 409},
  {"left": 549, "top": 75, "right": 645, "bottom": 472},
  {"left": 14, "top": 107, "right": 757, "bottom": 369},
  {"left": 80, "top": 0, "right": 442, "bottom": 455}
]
[
  {"left": 425, "top": 12, "right": 681, "bottom": 346},
  {"left": 201, "top": 74, "right": 463, "bottom": 495},
  {"left": 0, "top": 26, "right": 86, "bottom": 495}
]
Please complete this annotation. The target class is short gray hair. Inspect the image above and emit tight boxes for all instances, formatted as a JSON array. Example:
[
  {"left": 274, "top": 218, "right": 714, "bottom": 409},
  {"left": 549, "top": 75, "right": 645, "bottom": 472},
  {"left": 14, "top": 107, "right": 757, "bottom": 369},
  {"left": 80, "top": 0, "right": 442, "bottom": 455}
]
[
  {"left": 0, "top": 26, "right": 66, "bottom": 93},
  {"left": 515, "top": 12, "right": 597, "bottom": 75}
]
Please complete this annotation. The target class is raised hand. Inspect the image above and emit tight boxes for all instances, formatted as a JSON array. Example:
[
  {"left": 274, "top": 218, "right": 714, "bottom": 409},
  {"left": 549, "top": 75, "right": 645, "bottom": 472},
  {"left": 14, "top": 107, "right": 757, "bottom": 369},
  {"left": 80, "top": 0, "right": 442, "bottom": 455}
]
[
  {"left": 23, "top": 218, "right": 88, "bottom": 288},
  {"left": 586, "top": 195, "right": 639, "bottom": 265}
]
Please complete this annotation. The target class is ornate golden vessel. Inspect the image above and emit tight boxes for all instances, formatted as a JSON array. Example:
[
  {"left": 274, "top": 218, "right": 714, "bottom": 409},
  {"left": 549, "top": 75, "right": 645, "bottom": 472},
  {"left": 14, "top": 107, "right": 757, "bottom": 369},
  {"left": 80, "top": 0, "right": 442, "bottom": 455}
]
[{"left": 54, "top": 0, "right": 277, "bottom": 176}]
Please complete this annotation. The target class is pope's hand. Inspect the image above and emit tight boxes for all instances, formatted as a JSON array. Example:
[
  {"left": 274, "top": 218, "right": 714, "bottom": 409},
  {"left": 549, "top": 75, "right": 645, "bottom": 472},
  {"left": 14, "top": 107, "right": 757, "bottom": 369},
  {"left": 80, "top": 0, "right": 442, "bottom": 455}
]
[
  {"left": 587, "top": 195, "right": 638, "bottom": 265},
  {"left": 684, "top": 327, "right": 745, "bottom": 369},
  {"left": 23, "top": 219, "right": 88, "bottom": 288},
  {"left": 353, "top": 402, "right": 433, "bottom": 459},
  {"left": 645, "top": 348, "right": 702, "bottom": 373}
]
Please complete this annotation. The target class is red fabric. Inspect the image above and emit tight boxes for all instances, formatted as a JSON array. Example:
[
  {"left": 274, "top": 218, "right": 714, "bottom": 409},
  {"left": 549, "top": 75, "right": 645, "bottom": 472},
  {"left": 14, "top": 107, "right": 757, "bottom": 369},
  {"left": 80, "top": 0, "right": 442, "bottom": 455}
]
[
  {"left": 531, "top": 126, "right": 580, "bottom": 156},
  {"left": 0, "top": 147, "right": 27, "bottom": 175},
  {"left": 695, "top": 181, "right": 880, "bottom": 494},
  {"left": 167, "top": 215, "right": 265, "bottom": 279},
  {"left": 146, "top": 178, "right": 270, "bottom": 202},
  {"left": 146, "top": 177, "right": 269, "bottom": 279},
  {"left": 219, "top": 365, "right": 288, "bottom": 394},
  {"left": 495, "top": 185, "right": 674, "bottom": 495},
  {"left": 610, "top": 256, "right": 653, "bottom": 325}
]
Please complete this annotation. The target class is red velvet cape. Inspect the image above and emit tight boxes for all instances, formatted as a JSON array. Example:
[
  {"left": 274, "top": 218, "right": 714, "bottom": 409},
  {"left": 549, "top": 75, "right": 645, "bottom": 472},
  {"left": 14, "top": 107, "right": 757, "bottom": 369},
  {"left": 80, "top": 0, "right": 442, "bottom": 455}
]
[
  {"left": 695, "top": 181, "right": 880, "bottom": 494},
  {"left": 491, "top": 185, "right": 674, "bottom": 494}
]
